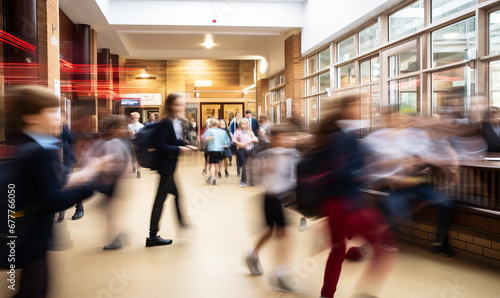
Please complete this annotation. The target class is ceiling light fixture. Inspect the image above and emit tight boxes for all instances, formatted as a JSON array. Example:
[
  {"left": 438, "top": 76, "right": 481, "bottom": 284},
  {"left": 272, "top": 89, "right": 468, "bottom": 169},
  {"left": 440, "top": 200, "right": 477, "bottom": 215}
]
[
  {"left": 202, "top": 35, "right": 215, "bottom": 49},
  {"left": 259, "top": 58, "right": 267, "bottom": 74}
]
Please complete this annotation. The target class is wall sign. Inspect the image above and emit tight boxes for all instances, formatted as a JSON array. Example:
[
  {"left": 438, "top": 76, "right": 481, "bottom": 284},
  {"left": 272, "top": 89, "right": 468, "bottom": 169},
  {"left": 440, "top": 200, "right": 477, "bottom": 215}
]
[
  {"left": 121, "top": 99, "right": 140, "bottom": 106},
  {"left": 125, "top": 94, "right": 162, "bottom": 106}
]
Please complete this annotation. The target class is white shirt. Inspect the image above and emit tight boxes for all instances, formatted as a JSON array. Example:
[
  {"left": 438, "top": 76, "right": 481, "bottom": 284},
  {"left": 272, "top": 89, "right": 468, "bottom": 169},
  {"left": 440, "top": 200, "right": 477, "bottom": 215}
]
[
  {"left": 258, "top": 147, "right": 301, "bottom": 197},
  {"left": 173, "top": 119, "right": 184, "bottom": 140},
  {"left": 127, "top": 122, "right": 144, "bottom": 136}
]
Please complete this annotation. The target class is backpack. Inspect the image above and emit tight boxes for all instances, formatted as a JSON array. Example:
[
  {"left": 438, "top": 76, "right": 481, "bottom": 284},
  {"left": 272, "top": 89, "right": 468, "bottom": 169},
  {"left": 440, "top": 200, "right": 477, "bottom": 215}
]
[
  {"left": 132, "top": 122, "right": 160, "bottom": 169},
  {"left": 294, "top": 148, "right": 333, "bottom": 218}
]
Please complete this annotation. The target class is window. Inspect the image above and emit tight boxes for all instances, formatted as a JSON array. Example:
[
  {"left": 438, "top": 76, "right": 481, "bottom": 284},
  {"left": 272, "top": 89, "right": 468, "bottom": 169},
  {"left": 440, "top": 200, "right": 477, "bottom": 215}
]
[
  {"left": 307, "top": 97, "right": 319, "bottom": 128},
  {"left": 318, "top": 47, "right": 331, "bottom": 70},
  {"left": 490, "top": 60, "right": 500, "bottom": 107},
  {"left": 432, "top": 67, "right": 475, "bottom": 117},
  {"left": 359, "top": 23, "right": 379, "bottom": 54},
  {"left": 490, "top": 10, "right": 500, "bottom": 55},
  {"left": 337, "top": 36, "right": 355, "bottom": 63},
  {"left": 269, "top": 77, "right": 277, "bottom": 90},
  {"left": 389, "top": 76, "right": 420, "bottom": 114},
  {"left": 319, "top": 72, "right": 331, "bottom": 93},
  {"left": 278, "top": 73, "right": 285, "bottom": 85},
  {"left": 389, "top": 50, "right": 419, "bottom": 77},
  {"left": 389, "top": 0, "right": 424, "bottom": 41},
  {"left": 432, "top": 0, "right": 475, "bottom": 22},
  {"left": 307, "top": 76, "right": 319, "bottom": 95},
  {"left": 432, "top": 17, "right": 475, "bottom": 67},
  {"left": 360, "top": 57, "right": 380, "bottom": 84},
  {"left": 307, "top": 55, "right": 317, "bottom": 75},
  {"left": 338, "top": 62, "right": 356, "bottom": 88}
]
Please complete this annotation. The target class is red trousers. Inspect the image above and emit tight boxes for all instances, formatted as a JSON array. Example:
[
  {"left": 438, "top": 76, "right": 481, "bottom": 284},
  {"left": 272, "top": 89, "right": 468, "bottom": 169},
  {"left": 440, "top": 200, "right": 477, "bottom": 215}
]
[{"left": 320, "top": 198, "right": 396, "bottom": 298}]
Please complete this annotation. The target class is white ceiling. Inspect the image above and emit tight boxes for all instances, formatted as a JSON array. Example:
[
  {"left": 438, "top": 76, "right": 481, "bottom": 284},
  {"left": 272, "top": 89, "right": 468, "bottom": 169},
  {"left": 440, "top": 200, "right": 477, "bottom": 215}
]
[{"left": 60, "top": 0, "right": 303, "bottom": 74}]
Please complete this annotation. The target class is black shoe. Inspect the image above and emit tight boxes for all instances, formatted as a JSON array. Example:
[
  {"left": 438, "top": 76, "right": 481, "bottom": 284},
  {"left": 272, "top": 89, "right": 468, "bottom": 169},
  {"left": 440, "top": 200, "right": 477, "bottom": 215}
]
[
  {"left": 72, "top": 210, "right": 84, "bottom": 220},
  {"left": 146, "top": 235, "right": 173, "bottom": 247},
  {"left": 103, "top": 238, "right": 122, "bottom": 250},
  {"left": 137, "top": 171, "right": 141, "bottom": 179},
  {"left": 433, "top": 243, "right": 455, "bottom": 257},
  {"left": 225, "top": 170, "right": 229, "bottom": 177},
  {"left": 229, "top": 162, "right": 232, "bottom": 166},
  {"left": 202, "top": 169, "right": 207, "bottom": 175},
  {"left": 218, "top": 172, "right": 222, "bottom": 178},
  {"left": 132, "top": 166, "right": 136, "bottom": 173},
  {"left": 57, "top": 211, "right": 65, "bottom": 222}
]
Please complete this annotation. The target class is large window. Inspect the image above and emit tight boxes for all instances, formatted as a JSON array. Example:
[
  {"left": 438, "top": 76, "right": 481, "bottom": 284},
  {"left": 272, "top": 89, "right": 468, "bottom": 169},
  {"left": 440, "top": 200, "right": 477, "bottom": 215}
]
[
  {"left": 432, "top": 0, "right": 475, "bottom": 22},
  {"left": 337, "top": 36, "right": 355, "bottom": 63},
  {"left": 389, "top": 0, "right": 424, "bottom": 41},
  {"left": 490, "top": 60, "right": 500, "bottom": 108},
  {"left": 432, "top": 67, "right": 475, "bottom": 117},
  {"left": 307, "top": 55, "right": 317, "bottom": 75},
  {"left": 490, "top": 10, "right": 500, "bottom": 55},
  {"left": 432, "top": 17, "right": 476, "bottom": 67},
  {"left": 318, "top": 47, "right": 331, "bottom": 70},
  {"left": 389, "top": 76, "right": 420, "bottom": 114},
  {"left": 338, "top": 62, "right": 356, "bottom": 88},
  {"left": 359, "top": 23, "right": 380, "bottom": 54},
  {"left": 319, "top": 72, "right": 331, "bottom": 93},
  {"left": 388, "top": 41, "right": 420, "bottom": 78},
  {"left": 360, "top": 57, "right": 380, "bottom": 84},
  {"left": 306, "top": 76, "right": 319, "bottom": 95}
]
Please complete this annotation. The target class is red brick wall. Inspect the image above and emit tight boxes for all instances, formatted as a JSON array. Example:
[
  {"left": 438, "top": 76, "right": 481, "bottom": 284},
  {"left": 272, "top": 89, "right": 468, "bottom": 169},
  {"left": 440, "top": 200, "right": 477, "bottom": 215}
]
[
  {"left": 284, "top": 33, "right": 305, "bottom": 124},
  {"left": 37, "top": 0, "right": 60, "bottom": 90}
]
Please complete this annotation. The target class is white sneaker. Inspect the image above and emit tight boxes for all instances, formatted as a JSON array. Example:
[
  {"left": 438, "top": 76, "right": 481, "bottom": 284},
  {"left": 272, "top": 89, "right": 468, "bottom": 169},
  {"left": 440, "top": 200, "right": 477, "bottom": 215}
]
[
  {"left": 269, "top": 269, "right": 298, "bottom": 292},
  {"left": 298, "top": 217, "right": 307, "bottom": 231},
  {"left": 246, "top": 250, "right": 263, "bottom": 275}
]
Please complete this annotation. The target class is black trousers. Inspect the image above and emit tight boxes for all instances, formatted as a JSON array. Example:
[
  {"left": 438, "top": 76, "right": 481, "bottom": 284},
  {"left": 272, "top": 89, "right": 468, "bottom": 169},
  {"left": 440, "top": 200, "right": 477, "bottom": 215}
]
[
  {"left": 149, "top": 175, "right": 183, "bottom": 236},
  {"left": 15, "top": 256, "right": 48, "bottom": 298}
]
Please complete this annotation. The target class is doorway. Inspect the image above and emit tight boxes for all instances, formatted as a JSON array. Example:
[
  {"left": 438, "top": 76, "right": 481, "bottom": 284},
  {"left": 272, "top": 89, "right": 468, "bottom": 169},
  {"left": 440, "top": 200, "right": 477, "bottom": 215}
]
[{"left": 200, "top": 103, "right": 244, "bottom": 128}]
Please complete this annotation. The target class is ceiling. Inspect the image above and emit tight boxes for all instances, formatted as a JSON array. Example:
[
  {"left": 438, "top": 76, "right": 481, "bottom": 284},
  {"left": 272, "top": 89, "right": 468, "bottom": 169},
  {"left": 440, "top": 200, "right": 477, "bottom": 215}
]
[{"left": 59, "top": 0, "right": 304, "bottom": 74}]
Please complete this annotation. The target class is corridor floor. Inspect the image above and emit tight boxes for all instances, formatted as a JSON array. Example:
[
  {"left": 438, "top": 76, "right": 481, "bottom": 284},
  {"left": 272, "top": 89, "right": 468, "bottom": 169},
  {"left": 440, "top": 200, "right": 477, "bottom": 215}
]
[{"left": 2, "top": 152, "right": 500, "bottom": 298}]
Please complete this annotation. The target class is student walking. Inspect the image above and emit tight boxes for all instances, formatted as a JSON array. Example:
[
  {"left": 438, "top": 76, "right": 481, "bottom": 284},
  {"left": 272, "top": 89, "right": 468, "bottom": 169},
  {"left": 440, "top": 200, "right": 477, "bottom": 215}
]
[
  {"left": 146, "top": 93, "right": 197, "bottom": 247},
  {"left": 218, "top": 119, "right": 232, "bottom": 178},
  {"left": 203, "top": 119, "right": 230, "bottom": 185},
  {"left": 232, "top": 118, "right": 259, "bottom": 187}
]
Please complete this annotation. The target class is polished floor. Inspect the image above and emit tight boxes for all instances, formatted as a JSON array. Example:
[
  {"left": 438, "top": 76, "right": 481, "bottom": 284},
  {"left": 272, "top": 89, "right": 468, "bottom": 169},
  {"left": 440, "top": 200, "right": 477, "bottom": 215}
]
[{"left": 2, "top": 152, "right": 500, "bottom": 298}]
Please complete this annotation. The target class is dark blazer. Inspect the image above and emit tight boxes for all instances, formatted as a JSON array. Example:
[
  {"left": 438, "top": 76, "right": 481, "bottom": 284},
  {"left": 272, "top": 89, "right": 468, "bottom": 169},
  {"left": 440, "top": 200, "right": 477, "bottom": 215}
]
[
  {"left": 152, "top": 119, "right": 187, "bottom": 176},
  {"left": 481, "top": 121, "right": 500, "bottom": 152},
  {"left": 246, "top": 117, "right": 260, "bottom": 135},
  {"left": 3, "top": 134, "right": 94, "bottom": 267}
]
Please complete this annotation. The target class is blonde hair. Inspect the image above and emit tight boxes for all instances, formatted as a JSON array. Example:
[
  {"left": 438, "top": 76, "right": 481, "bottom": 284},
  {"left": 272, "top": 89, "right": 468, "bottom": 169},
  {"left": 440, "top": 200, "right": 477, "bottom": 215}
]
[
  {"left": 239, "top": 118, "right": 252, "bottom": 134},
  {"left": 130, "top": 112, "right": 140, "bottom": 120},
  {"left": 210, "top": 119, "right": 219, "bottom": 127}
]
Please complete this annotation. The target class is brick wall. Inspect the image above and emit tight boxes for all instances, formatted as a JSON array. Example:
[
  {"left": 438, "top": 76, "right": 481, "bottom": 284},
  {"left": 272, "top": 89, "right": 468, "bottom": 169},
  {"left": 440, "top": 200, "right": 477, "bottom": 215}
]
[
  {"left": 256, "top": 79, "right": 268, "bottom": 119},
  {"left": 284, "top": 33, "right": 305, "bottom": 124},
  {"left": 37, "top": 0, "right": 60, "bottom": 90},
  {"left": 390, "top": 215, "right": 500, "bottom": 268}
]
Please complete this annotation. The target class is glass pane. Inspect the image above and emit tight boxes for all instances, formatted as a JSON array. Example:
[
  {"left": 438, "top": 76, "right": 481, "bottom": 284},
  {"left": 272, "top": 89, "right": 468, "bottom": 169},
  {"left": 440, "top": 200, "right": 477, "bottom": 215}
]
[
  {"left": 337, "top": 36, "right": 355, "bottom": 63},
  {"left": 338, "top": 63, "right": 356, "bottom": 88},
  {"left": 319, "top": 47, "right": 331, "bottom": 70},
  {"left": 389, "top": 0, "right": 424, "bottom": 41},
  {"left": 319, "top": 72, "right": 331, "bottom": 93},
  {"left": 201, "top": 104, "right": 221, "bottom": 128},
  {"left": 307, "top": 56, "right": 317, "bottom": 75},
  {"left": 319, "top": 93, "right": 330, "bottom": 122},
  {"left": 388, "top": 44, "right": 419, "bottom": 78},
  {"left": 371, "top": 57, "right": 380, "bottom": 81},
  {"left": 432, "top": 67, "right": 475, "bottom": 118},
  {"left": 490, "top": 11, "right": 500, "bottom": 55},
  {"left": 491, "top": 60, "right": 500, "bottom": 108},
  {"left": 307, "top": 97, "right": 319, "bottom": 128},
  {"left": 360, "top": 86, "right": 371, "bottom": 135},
  {"left": 432, "top": 17, "right": 475, "bottom": 67},
  {"left": 388, "top": 76, "right": 420, "bottom": 114},
  {"left": 269, "top": 77, "right": 276, "bottom": 90},
  {"left": 371, "top": 84, "right": 381, "bottom": 130},
  {"left": 360, "top": 60, "right": 371, "bottom": 84},
  {"left": 278, "top": 74, "right": 285, "bottom": 85},
  {"left": 359, "top": 23, "right": 380, "bottom": 54},
  {"left": 432, "top": 0, "right": 475, "bottom": 23},
  {"left": 307, "top": 76, "right": 319, "bottom": 95}
]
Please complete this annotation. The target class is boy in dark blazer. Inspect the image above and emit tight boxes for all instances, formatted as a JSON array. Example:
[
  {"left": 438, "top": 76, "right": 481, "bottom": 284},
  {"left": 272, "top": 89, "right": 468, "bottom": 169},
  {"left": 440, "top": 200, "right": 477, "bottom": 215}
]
[
  {"left": 1, "top": 86, "right": 106, "bottom": 297},
  {"left": 245, "top": 109, "right": 260, "bottom": 136}
]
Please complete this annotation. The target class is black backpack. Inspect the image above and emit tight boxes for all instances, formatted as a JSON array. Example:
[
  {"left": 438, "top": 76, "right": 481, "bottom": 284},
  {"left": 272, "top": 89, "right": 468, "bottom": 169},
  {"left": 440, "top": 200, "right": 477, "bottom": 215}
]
[
  {"left": 131, "top": 122, "right": 160, "bottom": 169},
  {"left": 294, "top": 148, "right": 333, "bottom": 218}
]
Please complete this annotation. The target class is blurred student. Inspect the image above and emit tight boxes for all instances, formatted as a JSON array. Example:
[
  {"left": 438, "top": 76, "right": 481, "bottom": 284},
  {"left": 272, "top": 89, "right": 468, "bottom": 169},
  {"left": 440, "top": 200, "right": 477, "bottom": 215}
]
[
  {"left": 203, "top": 119, "right": 230, "bottom": 185},
  {"left": 146, "top": 93, "right": 196, "bottom": 247},
  {"left": 229, "top": 112, "right": 241, "bottom": 169},
  {"left": 200, "top": 116, "right": 211, "bottom": 175},
  {"left": 83, "top": 115, "right": 130, "bottom": 250},
  {"left": 57, "top": 121, "right": 85, "bottom": 221},
  {"left": 481, "top": 106, "right": 500, "bottom": 152},
  {"left": 2, "top": 86, "right": 108, "bottom": 298},
  {"left": 257, "top": 115, "right": 271, "bottom": 152},
  {"left": 246, "top": 124, "right": 301, "bottom": 292},
  {"left": 315, "top": 95, "right": 397, "bottom": 298},
  {"left": 144, "top": 113, "right": 158, "bottom": 126},
  {"left": 218, "top": 119, "right": 232, "bottom": 178},
  {"left": 127, "top": 112, "right": 144, "bottom": 178},
  {"left": 232, "top": 118, "right": 259, "bottom": 187}
]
